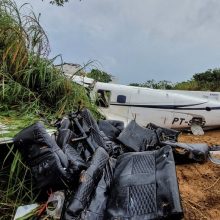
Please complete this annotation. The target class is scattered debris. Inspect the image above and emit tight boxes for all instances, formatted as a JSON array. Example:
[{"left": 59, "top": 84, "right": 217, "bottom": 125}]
[
  {"left": 191, "top": 123, "right": 205, "bottom": 136},
  {"left": 14, "top": 204, "right": 39, "bottom": 220},
  {"left": 11, "top": 108, "right": 219, "bottom": 219},
  {"left": 164, "top": 141, "right": 209, "bottom": 163},
  {"left": 209, "top": 150, "right": 220, "bottom": 165},
  {"left": 46, "top": 191, "right": 65, "bottom": 219}
]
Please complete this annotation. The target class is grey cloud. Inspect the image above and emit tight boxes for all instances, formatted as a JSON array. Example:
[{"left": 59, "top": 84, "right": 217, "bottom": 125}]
[{"left": 15, "top": 0, "right": 220, "bottom": 83}]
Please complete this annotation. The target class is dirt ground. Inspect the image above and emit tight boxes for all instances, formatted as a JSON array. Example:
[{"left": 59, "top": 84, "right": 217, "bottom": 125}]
[{"left": 177, "top": 130, "right": 220, "bottom": 220}]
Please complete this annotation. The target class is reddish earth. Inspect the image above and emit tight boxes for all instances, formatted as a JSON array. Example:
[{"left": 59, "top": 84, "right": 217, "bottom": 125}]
[{"left": 177, "top": 130, "right": 220, "bottom": 220}]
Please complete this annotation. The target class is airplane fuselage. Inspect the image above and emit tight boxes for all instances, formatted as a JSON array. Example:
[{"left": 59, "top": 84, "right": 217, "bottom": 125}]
[
  {"left": 72, "top": 76, "right": 220, "bottom": 130},
  {"left": 93, "top": 82, "right": 220, "bottom": 129}
]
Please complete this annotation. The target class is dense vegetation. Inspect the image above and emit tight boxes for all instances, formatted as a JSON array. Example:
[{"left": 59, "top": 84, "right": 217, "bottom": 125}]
[
  {"left": 175, "top": 69, "right": 220, "bottom": 91},
  {"left": 0, "top": 0, "right": 96, "bottom": 118},
  {"left": 130, "top": 68, "right": 220, "bottom": 91},
  {"left": 87, "top": 69, "right": 112, "bottom": 83},
  {"left": 0, "top": 1, "right": 96, "bottom": 218}
]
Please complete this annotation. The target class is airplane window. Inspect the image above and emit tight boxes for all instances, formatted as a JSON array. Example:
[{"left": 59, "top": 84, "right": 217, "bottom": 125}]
[
  {"left": 96, "top": 90, "right": 111, "bottom": 107},
  {"left": 117, "top": 95, "right": 126, "bottom": 103}
]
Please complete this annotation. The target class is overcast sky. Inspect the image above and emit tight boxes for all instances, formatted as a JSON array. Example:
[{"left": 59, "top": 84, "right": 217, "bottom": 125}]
[{"left": 15, "top": 0, "right": 220, "bottom": 84}]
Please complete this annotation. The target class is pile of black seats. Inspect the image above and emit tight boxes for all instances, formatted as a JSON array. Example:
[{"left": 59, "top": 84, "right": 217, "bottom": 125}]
[{"left": 14, "top": 108, "right": 209, "bottom": 219}]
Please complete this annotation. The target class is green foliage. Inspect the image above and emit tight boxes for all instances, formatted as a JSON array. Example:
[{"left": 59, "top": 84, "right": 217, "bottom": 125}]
[
  {"left": 87, "top": 69, "right": 112, "bottom": 83},
  {"left": 130, "top": 69, "right": 220, "bottom": 92},
  {"left": 0, "top": 0, "right": 50, "bottom": 75},
  {"left": 130, "top": 80, "right": 174, "bottom": 89},
  {"left": 0, "top": 111, "right": 41, "bottom": 138},
  {"left": 48, "top": 0, "right": 69, "bottom": 6},
  {"left": 0, "top": 145, "right": 37, "bottom": 219},
  {"left": 0, "top": 2, "right": 98, "bottom": 217},
  {"left": 47, "top": 0, "right": 82, "bottom": 6},
  {"left": 174, "top": 69, "right": 220, "bottom": 91},
  {"left": 174, "top": 80, "right": 199, "bottom": 91},
  {"left": 193, "top": 69, "right": 220, "bottom": 91},
  {"left": 0, "top": 0, "right": 98, "bottom": 117}
]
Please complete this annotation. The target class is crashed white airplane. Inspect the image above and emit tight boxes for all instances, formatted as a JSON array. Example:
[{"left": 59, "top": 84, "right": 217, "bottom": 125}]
[{"left": 73, "top": 75, "right": 220, "bottom": 133}]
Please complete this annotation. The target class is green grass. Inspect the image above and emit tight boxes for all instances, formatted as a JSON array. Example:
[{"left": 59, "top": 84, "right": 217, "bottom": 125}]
[
  {"left": 0, "top": 1, "right": 100, "bottom": 218},
  {"left": 0, "top": 0, "right": 99, "bottom": 118},
  {"left": 0, "top": 145, "right": 37, "bottom": 220},
  {"left": 0, "top": 111, "right": 41, "bottom": 138}
]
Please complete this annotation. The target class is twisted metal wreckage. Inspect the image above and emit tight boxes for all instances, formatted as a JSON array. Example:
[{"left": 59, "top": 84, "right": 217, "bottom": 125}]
[{"left": 8, "top": 107, "right": 219, "bottom": 219}]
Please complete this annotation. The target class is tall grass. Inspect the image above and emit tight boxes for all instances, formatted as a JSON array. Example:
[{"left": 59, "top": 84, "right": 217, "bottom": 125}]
[
  {"left": 0, "top": 145, "right": 37, "bottom": 219},
  {"left": 0, "top": 0, "right": 97, "bottom": 117},
  {"left": 0, "top": 1, "right": 99, "bottom": 218}
]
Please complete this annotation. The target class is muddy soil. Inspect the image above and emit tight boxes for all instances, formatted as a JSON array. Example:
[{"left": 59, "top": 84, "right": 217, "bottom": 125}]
[{"left": 177, "top": 130, "right": 220, "bottom": 220}]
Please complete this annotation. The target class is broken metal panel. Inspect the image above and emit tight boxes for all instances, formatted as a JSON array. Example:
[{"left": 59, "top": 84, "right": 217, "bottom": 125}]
[
  {"left": 191, "top": 123, "right": 204, "bottom": 136},
  {"left": 163, "top": 141, "right": 209, "bottom": 163},
  {"left": 208, "top": 150, "right": 220, "bottom": 165}
]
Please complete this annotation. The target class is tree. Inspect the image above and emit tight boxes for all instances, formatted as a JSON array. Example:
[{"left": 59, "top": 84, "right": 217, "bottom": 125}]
[
  {"left": 193, "top": 69, "right": 220, "bottom": 91},
  {"left": 87, "top": 69, "right": 112, "bottom": 83},
  {"left": 174, "top": 68, "right": 220, "bottom": 91},
  {"left": 48, "top": 0, "right": 69, "bottom": 6},
  {"left": 45, "top": 0, "right": 82, "bottom": 6}
]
